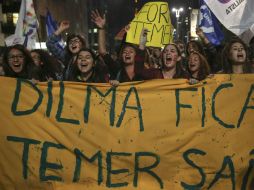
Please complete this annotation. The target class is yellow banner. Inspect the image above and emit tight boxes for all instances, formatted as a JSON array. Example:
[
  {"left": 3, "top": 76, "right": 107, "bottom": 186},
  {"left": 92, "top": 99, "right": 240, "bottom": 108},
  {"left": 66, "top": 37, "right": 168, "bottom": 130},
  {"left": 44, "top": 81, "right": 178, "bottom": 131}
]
[
  {"left": 126, "top": 2, "right": 173, "bottom": 48},
  {"left": 0, "top": 75, "right": 253, "bottom": 190}
]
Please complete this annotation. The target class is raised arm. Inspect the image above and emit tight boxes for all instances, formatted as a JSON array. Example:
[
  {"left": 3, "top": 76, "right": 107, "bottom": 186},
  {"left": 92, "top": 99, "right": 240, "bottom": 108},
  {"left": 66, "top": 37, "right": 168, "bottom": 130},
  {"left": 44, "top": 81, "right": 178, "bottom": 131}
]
[
  {"left": 139, "top": 28, "right": 148, "bottom": 50},
  {"left": 91, "top": 10, "right": 107, "bottom": 55},
  {"left": 54, "top": 20, "right": 70, "bottom": 36},
  {"left": 196, "top": 27, "right": 221, "bottom": 72},
  {"left": 196, "top": 27, "right": 210, "bottom": 45},
  {"left": 91, "top": 9, "right": 120, "bottom": 78},
  {"left": 46, "top": 20, "right": 70, "bottom": 63},
  {"left": 135, "top": 28, "right": 147, "bottom": 75}
]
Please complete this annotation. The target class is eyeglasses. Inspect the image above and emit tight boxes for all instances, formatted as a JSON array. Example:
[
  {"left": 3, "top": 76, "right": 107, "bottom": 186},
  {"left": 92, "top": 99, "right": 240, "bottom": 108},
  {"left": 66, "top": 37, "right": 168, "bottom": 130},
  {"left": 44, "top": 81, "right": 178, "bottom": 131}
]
[
  {"left": 69, "top": 38, "right": 81, "bottom": 45},
  {"left": 8, "top": 54, "right": 24, "bottom": 61}
]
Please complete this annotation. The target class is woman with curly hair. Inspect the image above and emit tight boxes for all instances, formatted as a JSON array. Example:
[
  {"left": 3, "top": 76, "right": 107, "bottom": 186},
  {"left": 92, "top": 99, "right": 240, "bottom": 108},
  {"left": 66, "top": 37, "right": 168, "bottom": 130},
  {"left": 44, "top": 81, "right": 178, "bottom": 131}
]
[
  {"left": 3, "top": 44, "right": 34, "bottom": 79},
  {"left": 30, "top": 49, "right": 63, "bottom": 81},
  {"left": 188, "top": 51, "right": 210, "bottom": 81}
]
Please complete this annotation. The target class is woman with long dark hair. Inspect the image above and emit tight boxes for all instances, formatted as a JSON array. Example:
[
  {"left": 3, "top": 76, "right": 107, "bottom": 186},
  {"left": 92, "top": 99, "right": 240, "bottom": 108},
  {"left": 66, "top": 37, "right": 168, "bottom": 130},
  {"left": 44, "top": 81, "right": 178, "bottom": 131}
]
[
  {"left": 3, "top": 44, "right": 34, "bottom": 79},
  {"left": 46, "top": 20, "right": 86, "bottom": 80},
  {"left": 91, "top": 10, "right": 144, "bottom": 82},
  {"left": 69, "top": 48, "right": 110, "bottom": 83},
  {"left": 188, "top": 51, "right": 210, "bottom": 81},
  {"left": 221, "top": 38, "right": 252, "bottom": 74},
  {"left": 30, "top": 49, "right": 63, "bottom": 81},
  {"left": 136, "top": 43, "right": 189, "bottom": 80}
]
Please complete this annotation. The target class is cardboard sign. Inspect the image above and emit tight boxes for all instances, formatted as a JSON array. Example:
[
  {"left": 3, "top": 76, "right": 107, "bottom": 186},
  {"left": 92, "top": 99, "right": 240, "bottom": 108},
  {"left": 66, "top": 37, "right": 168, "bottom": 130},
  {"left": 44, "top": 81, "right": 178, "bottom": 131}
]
[{"left": 126, "top": 2, "right": 173, "bottom": 48}]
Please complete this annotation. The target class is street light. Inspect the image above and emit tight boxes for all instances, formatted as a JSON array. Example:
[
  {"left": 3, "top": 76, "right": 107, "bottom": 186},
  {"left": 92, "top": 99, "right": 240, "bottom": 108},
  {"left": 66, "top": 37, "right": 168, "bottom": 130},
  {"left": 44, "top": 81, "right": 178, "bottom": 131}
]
[{"left": 172, "top": 7, "right": 184, "bottom": 40}]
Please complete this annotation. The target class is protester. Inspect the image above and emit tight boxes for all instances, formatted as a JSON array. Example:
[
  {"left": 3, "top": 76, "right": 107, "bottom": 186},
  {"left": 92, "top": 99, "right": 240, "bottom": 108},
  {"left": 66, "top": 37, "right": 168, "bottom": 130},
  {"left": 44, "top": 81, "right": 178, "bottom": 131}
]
[
  {"left": 30, "top": 49, "right": 63, "bottom": 81},
  {"left": 221, "top": 38, "right": 252, "bottom": 74},
  {"left": 175, "top": 39, "right": 188, "bottom": 70},
  {"left": 69, "top": 48, "right": 110, "bottom": 83},
  {"left": 187, "top": 28, "right": 221, "bottom": 73},
  {"left": 175, "top": 40, "right": 186, "bottom": 58},
  {"left": 136, "top": 42, "right": 189, "bottom": 80},
  {"left": 128, "top": 28, "right": 188, "bottom": 80},
  {"left": 144, "top": 47, "right": 162, "bottom": 69},
  {"left": 91, "top": 9, "right": 144, "bottom": 82},
  {"left": 2, "top": 44, "right": 35, "bottom": 79},
  {"left": 3, "top": 4, "right": 254, "bottom": 82},
  {"left": 46, "top": 20, "right": 86, "bottom": 80},
  {"left": 188, "top": 51, "right": 210, "bottom": 81}
]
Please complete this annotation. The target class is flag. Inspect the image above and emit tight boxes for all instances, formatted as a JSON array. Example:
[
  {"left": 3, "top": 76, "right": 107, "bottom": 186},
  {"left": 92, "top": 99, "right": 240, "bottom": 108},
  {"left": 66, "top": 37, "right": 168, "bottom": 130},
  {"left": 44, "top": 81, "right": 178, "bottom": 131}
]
[
  {"left": 5, "top": 0, "right": 39, "bottom": 49},
  {"left": 198, "top": 0, "right": 224, "bottom": 45},
  {"left": 204, "top": 0, "right": 254, "bottom": 37},
  {"left": 46, "top": 10, "right": 65, "bottom": 50},
  {"left": 46, "top": 10, "right": 57, "bottom": 37}
]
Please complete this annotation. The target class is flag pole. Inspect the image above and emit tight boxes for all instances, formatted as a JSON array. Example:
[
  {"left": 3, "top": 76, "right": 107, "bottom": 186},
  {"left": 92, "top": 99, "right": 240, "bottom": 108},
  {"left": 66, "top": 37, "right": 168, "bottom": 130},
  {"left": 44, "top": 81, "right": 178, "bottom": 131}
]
[
  {"left": 134, "top": 0, "right": 138, "bottom": 15},
  {"left": 32, "top": 0, "right": 42, "bottom": 49},
  {"left": 197, "top": 0, "right": 201, "bottom": 29},
  {"left": 36, "top": 29, "right": 42, "bottom": 49}
]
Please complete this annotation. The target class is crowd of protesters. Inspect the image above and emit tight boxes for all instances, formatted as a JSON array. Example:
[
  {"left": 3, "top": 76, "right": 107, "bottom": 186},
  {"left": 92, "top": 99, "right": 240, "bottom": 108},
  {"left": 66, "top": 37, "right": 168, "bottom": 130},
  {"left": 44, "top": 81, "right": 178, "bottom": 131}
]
[{"left": 1, "top": 10, "right": 254, "bottom": 84}]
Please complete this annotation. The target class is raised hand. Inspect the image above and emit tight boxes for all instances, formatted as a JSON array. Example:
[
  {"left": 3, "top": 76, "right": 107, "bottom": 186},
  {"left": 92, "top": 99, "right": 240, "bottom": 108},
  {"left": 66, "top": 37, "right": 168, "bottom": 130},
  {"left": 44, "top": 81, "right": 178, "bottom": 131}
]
[
  {"left": 196, "top": 27, "right": 210, "bottom": 44},
  {"left": 139, "top": 28, "right": 148, "bottom": 50},
  {"left": 196, "top": 27, "right": 205, "bottom": 39},
  {"left": 124, "top": 24, "right": 130, "bottom": 32},
  {"left": 55, "top": 20, "right": 70, "bottom": 35},
  {"left": 91, "top": 9, "right": 106, "bottom": 29}
]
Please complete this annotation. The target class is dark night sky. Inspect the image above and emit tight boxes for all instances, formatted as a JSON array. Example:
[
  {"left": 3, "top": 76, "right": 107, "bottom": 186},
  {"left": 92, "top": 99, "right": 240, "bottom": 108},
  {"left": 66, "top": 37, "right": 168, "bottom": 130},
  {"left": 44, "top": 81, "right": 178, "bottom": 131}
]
[{"left": 137, "top": 0, "right": 199, "bottom": 10}]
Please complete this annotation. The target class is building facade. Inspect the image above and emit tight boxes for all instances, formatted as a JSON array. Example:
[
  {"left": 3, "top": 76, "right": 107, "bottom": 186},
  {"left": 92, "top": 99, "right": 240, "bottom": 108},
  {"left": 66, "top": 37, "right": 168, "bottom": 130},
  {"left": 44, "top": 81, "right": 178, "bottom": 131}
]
[{"left": 0, "top": 0, "right": 109, "bottom": 50}]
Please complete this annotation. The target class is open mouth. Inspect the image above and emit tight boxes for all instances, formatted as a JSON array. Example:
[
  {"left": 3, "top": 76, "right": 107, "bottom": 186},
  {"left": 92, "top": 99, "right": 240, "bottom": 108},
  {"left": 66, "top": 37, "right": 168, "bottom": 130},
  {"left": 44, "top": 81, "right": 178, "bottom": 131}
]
[
  {"left": 237, "top": 54, "right": 244, "bottom": 58},
  {"left": 81, "top": 64, "right": 88, "bottom": 67},
  {"left": 166, "top": 57, "right": 172, "bottom": 62},
  {"left": 11, "top": 63, "right": 23, "bottom": 72},
  {"left": 125, "top": 56, "right": 131, "bottom": 60},
  {"left": 13, "top": 63, "right": 21, "bottom": 68},
  {"left": 71, "top": 45, "right": 78, "bottom": 51}
]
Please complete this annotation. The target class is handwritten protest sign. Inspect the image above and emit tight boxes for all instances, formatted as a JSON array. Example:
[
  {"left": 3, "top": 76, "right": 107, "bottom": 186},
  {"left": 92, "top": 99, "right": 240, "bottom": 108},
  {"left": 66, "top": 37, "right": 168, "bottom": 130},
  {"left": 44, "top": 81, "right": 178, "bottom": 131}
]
[
  {"left": 126, "top": 2, "right": 173, "bottom": 48},
  {"left": 0, "top": 75, "right": 253, "bottom": 190}
]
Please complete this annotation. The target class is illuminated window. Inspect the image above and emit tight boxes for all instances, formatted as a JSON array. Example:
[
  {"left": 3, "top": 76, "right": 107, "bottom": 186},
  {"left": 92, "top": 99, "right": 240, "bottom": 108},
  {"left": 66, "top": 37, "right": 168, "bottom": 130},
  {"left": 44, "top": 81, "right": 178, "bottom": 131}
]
[
  {"left": 13, "top": 13, "right": 19, "bottom": 24},
  {"left": 2, "top": 13, "right": 19, "bottom": 25}
]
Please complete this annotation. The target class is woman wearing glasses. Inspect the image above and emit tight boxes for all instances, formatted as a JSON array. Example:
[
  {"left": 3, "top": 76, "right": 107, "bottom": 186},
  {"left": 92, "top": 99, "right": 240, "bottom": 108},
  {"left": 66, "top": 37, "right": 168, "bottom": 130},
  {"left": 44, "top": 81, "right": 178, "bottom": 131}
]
[
  {"left": 2, "top": 44, "right": 35, "bottom": 79},
  {"left": 46, "top": 20, "right": 86, "bottom": 81}
]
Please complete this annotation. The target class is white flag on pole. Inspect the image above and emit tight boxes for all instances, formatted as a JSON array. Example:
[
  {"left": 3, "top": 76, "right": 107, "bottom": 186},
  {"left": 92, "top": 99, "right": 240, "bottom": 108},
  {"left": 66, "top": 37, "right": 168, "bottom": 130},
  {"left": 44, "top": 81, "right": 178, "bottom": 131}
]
[
  {"left": 204, "top": 0, "right": 254, "bottom": 38},
  {"left": 5, "top": 0, "right": 39, "bottom": 49}
]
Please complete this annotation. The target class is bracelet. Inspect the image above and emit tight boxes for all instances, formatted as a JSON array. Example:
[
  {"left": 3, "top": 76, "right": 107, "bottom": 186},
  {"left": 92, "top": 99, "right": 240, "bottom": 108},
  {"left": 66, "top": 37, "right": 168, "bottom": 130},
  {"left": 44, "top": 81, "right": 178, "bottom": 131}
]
[{"left": 98, "top": 27, "right": 105, "bottom": 30}]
